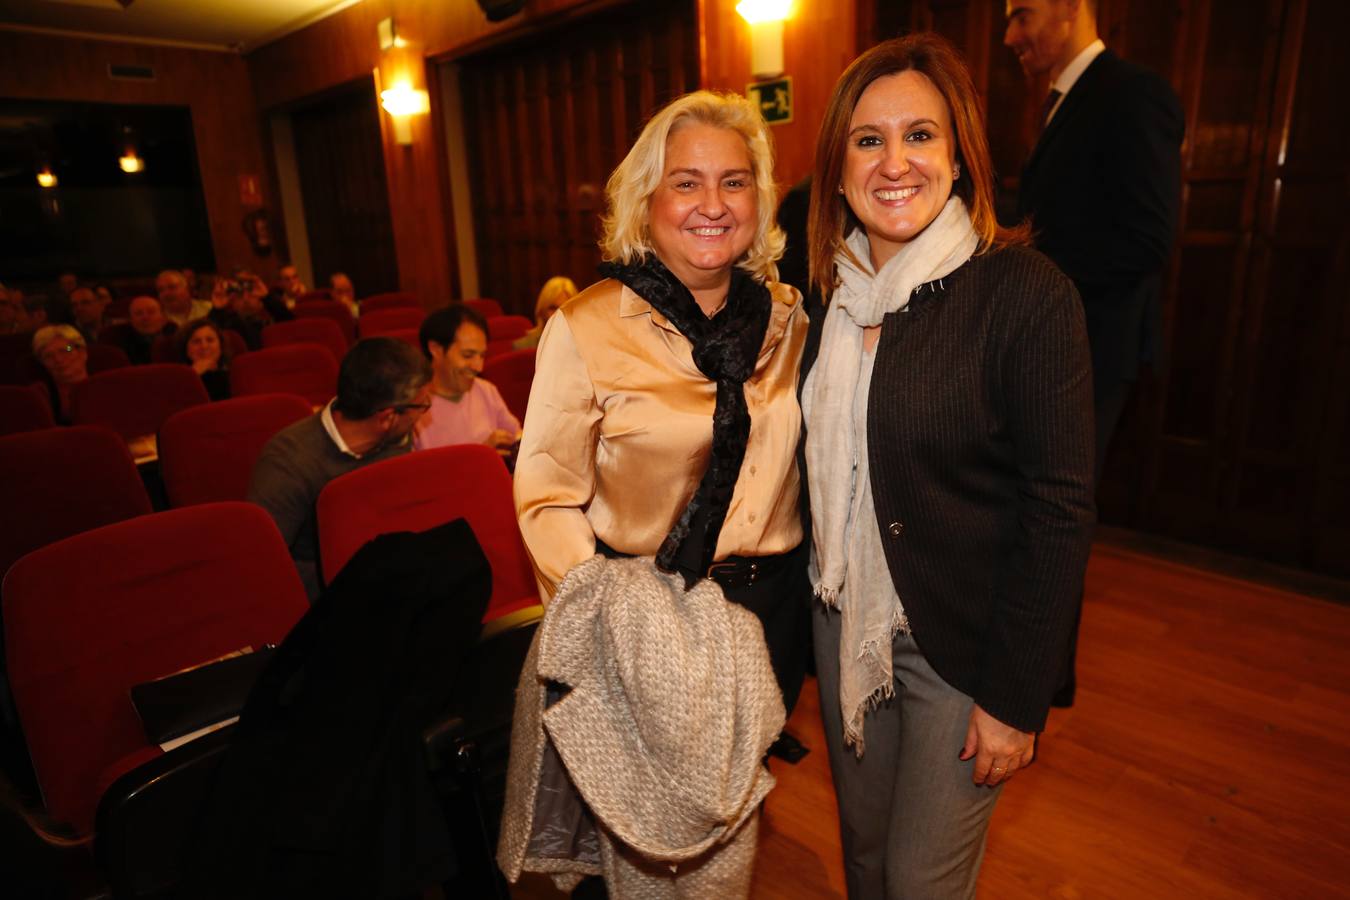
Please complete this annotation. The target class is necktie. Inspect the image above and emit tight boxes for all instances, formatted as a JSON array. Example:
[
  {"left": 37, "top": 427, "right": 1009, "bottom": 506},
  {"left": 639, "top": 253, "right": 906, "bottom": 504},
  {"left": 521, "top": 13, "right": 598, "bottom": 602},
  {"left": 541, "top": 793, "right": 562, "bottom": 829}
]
[{"left": 1039, "top": 88, "right": 1063, "bottom": 131}]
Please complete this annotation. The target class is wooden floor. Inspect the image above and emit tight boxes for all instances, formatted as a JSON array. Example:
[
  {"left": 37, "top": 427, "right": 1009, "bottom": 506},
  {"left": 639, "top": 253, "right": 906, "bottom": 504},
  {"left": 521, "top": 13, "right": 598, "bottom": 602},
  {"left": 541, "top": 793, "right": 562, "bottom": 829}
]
[{"left": 515, "top": 541, "right": 1350, "bottom": 898}]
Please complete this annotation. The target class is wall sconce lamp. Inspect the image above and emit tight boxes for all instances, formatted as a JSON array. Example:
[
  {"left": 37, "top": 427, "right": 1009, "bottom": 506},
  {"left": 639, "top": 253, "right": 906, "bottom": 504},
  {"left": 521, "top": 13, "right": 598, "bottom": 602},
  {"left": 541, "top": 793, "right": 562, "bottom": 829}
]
[
  {"left": 737, "top": 0, "right": 793, "bottom": 78},
  {"left": 380, "top": 81, "right": 430, "bottom": 145},
  {"left": 119, "top": 149, "right": 145, "bottom": 173},
  {"left": 36, "top": 168, "right": 58, "bottom": 189}
]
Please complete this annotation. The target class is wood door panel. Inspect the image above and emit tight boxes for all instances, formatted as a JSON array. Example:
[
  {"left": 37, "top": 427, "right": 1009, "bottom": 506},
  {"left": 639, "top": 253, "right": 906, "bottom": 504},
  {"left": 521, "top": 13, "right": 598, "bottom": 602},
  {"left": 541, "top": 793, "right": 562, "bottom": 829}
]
[
  {"left": 460, "top": 3, "right": 697, "bottom": 316},
  {"left": 871, "top": 0, "right": 1349, "bottom": 577}
]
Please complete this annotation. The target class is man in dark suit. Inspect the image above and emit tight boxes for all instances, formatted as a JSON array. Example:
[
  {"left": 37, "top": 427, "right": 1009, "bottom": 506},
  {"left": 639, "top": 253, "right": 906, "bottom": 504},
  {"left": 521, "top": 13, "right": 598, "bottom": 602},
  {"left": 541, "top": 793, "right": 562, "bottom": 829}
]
[
  {"left": 1007, "top": 0, "right": 1183, "bottom": 484},
  {"left": 1007, "top": 0, "right": 1183, "bottom": 707}
]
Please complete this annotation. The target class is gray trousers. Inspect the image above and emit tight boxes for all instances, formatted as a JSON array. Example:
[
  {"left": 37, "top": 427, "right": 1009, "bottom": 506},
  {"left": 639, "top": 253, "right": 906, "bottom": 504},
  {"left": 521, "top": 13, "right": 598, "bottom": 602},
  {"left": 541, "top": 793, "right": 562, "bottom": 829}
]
[{"left": 813, "top": 603, "right": 1002, "bottom": 900}]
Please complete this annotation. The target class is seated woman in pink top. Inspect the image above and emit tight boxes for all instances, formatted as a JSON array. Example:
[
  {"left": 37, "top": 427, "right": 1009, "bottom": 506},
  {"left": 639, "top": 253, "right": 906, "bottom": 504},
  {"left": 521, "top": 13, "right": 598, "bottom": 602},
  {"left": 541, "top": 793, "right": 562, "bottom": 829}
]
[{"left": 412, "top": 304, "right": 521, "bottom": 452}]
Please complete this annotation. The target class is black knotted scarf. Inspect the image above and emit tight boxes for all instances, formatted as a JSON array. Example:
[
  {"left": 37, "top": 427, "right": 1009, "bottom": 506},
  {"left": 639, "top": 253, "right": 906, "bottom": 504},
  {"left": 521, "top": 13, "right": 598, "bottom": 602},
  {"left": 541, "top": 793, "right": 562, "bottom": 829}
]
[{"left": 598, "top": 255, "right": 772, "bottom": 588}]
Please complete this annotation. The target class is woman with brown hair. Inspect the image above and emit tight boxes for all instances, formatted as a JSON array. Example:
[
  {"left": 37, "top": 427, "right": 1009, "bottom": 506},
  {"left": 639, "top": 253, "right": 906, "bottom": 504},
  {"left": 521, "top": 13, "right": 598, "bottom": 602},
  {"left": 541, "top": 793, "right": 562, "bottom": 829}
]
[{"left": 802, "top": 33, "right": 1095, "bottom": 898}]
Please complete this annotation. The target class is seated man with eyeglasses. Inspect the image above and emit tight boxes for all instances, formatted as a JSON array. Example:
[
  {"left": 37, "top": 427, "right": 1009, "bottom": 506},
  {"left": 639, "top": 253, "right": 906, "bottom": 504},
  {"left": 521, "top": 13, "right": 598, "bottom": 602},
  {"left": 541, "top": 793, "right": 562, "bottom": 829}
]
[
  {"left": 30, "top": 324, "right": 89, "bottom": 423},
  {"left": 248, "top": 337, "right": 432, "bottom": 601},
  {"left": 412, "top": 304, "right": 521, "bottom": 455}
]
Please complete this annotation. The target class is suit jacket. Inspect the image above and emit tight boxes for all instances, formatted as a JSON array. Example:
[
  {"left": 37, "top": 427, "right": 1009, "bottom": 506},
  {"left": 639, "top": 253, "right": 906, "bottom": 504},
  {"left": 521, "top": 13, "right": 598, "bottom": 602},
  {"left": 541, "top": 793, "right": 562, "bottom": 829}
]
[
  {"left": 1017, "top": 49, "right": 1184, "bottom": 383},
  {"left": 800, "top": 247, "right": 1095, "bottom": 732}
]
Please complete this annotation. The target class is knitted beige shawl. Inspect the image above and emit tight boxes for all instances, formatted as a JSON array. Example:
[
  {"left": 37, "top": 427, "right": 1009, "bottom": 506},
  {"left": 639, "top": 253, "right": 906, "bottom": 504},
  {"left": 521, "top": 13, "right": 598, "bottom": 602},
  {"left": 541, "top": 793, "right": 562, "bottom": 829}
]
[{"left": 497, "top": 554, "right": 784, "bottom": 894}]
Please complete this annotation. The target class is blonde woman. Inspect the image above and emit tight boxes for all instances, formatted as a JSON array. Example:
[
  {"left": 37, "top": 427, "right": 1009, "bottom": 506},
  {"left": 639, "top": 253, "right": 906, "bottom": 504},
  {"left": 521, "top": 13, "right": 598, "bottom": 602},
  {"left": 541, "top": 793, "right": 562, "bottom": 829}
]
[
  {"left": 505, "top": 90, "right": 810, "bottom": 898},
  {"left": 513, "top": 275, "right": 578, "bottom": 350}
]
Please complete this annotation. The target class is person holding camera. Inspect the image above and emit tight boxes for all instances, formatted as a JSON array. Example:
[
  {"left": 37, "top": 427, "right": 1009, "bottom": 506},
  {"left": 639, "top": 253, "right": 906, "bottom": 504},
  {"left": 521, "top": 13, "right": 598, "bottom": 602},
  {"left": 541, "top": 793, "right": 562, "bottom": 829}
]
[{"left": 208, "top": 267, "right": 294, "bottom": 350}]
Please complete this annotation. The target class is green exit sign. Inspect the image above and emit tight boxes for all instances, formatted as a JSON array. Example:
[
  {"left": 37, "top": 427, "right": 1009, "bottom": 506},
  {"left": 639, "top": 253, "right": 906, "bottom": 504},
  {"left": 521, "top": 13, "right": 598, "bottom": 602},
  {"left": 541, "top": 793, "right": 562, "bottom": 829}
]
[{"left": 747, "top": 77, "right": 793, "bottom": 125}]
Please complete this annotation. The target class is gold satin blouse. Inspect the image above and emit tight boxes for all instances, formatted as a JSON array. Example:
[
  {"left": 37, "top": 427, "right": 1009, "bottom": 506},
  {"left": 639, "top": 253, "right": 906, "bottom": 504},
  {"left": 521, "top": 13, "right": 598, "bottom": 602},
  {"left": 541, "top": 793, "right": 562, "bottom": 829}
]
[{"left": 514, "top": 277, "right": 808, "bottom": 600}]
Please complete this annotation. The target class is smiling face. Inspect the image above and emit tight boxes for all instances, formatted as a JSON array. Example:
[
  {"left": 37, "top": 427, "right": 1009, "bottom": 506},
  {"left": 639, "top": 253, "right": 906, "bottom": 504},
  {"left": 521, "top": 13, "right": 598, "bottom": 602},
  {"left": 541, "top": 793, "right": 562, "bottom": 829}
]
[
  {"left": 1004, "top": 0, "right": 1075, "bottom": 77},
  {"left": 430, "top": 322, "right": 487, "bottom": 397},
  {"left": 647, "top": 122, "right": 757, "bottom": 295},
  {"left": 38, "top": 335, "right": 88, "bottom": 384},
  {"left": 186, "top": 325, "right": 222, "bottom": 369},
  {"left": 843, "top": 70, "right": 957, "bottom": 271}
]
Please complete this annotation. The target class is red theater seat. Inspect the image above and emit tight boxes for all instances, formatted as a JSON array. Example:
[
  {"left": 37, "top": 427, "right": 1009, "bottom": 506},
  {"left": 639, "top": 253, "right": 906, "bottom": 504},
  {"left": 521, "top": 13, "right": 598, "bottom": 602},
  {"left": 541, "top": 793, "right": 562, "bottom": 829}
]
[
  {"left": 297, "top": 290, "right": 332, "bottom": 302},
  {"left": 0, "top": 384, "right": 54, "bottom": 436},
  {"left": 262, "top": 318, "right": 347, "bottom": 365},
  {"left": 229, "top": 344, "right": 337, "bottom": 408},
  {"left": 463, "top": 298, "right": 504, "bottom": 319},
  {"left": 292, "top": 301, "right": 356, "bottom": 346},
  {"left": 481, "top": 348, "right": 535, "bottom": 423},
  {"left": 358, "top": 292, "right": 420, "bottom": 313},
  {"left": 158, "top": 393, "right": 313, "bottom": 507},
  {"left": 316, "top": 444, "right": 539, "bottom": 622},
  {"left": 0, "top": 425, "right": 151, "bottom": 577},
  {"left": 3, "top": 502, "right": 309, "bottom": 834},
  {"left": 68, "top": 364, "right": 209, "bottom": 442},
  {"left": 486, "top": 315, "right": 533, "bottom": 341},
  {"left": 358, "top": 307, "right": 425, "bottom": 338}
]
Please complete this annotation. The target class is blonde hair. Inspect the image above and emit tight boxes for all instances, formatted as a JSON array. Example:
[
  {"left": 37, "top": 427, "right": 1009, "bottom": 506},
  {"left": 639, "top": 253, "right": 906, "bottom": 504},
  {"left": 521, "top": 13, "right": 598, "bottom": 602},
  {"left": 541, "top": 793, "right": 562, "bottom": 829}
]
[
  {"left": 32, "top": 323, "right": 84, "bottom": 357},
  {"left": 600, "top": 91, "right": 785, "bottom": 283},
  {"left": 535, "top": 276, "right": 578, "bottom": 322}
]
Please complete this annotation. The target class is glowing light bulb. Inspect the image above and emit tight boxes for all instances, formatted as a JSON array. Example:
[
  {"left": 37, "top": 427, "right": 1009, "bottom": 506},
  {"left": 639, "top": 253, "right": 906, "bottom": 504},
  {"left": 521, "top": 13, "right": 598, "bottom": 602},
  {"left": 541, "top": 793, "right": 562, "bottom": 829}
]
[
  {"left": 736, "top": 0, "right": 792, "bottom": 24},
  {"left": 380, "top": 83, "right": 430, "bottom": 117},
  {"left": 119, "top": 151, "right": 144, "bottom": 173},
  {"left": 37, "top": 169, "right": 58, "bottom": 188}
]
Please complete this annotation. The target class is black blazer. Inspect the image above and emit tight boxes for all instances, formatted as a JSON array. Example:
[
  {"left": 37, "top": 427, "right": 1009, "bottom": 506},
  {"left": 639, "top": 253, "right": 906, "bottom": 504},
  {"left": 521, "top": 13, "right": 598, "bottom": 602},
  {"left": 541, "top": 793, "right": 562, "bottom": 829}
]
[
  {"left": 1017, "top": 49, "right": 1184, "bottom": 384},
  {"left": 800, "top": 246, "right": 1095, "bottom": 733}
]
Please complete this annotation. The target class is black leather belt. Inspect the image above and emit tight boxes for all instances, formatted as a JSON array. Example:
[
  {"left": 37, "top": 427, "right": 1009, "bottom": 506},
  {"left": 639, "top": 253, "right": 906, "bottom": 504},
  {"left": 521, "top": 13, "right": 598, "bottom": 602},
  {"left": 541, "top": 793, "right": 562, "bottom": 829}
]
[{"left": 698, "top": 551, "right": 793, "bottom": 591}]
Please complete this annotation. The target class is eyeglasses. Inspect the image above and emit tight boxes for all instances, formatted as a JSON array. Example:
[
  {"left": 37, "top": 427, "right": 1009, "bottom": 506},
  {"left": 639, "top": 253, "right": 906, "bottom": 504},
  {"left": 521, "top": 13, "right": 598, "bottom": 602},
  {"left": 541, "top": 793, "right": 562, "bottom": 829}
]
[
  {"left": 42, "top": 342, "right": 85, "bottom": 361},
  {"left": 391, "top": 401, "right": 432, "bottom": 415}
]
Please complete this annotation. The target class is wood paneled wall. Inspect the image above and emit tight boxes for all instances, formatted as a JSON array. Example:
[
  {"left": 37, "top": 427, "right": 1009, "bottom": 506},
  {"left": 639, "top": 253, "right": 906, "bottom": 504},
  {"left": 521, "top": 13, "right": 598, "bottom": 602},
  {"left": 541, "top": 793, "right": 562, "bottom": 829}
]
[
  {"left": 0, "top": 31, "right": 275, "bottom": 278},
  {"left": 245, "top": 0, "right": 860, "bottom": 308},
  {"left": 865, "top": 0, "right": 1350, "bottom": 577}
]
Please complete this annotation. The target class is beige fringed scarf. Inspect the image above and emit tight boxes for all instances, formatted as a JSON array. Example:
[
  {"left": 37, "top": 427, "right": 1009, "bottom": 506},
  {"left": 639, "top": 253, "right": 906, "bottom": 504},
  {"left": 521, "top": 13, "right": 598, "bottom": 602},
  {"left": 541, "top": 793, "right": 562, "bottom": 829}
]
[{"left": 802, "top": 197, "right": 978, "bottom": 751}]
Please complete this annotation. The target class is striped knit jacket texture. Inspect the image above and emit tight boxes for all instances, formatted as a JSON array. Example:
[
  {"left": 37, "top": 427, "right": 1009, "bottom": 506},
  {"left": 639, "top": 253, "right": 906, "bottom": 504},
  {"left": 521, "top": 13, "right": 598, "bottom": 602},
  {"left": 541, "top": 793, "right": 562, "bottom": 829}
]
[{"left": 802, "top": 243, "right": 1096, "bottom": 733}]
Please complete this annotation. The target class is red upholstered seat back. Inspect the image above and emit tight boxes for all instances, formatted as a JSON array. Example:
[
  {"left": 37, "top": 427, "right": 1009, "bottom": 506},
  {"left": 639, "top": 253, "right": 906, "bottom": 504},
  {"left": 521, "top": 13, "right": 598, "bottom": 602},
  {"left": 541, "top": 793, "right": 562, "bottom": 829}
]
[
  {"left": 0, "top": 384, "right": 54, "bottom": 436},
  {"left": 158, "top": 393, "right": 314, "bottom": 507},
  {"left": 486, "top": 315, "right": 533, "bottom": 341},
  {"left": 229, "top": 344, "right": 336, "bottom": 408},
  {"left": 358, "top": 307, "right": 425, "bottom": 338},
  {"left": 292, "top": 301, "right": 356, "bottom": 345},
  {"left": 481, "top": 348, "right": 536, "bottom": 423},
  {"left": 261, "top": 318, "right": 347, "bottom": 365},
  {"left": 316, "top": 444, "right": 537, "bottom": 621},
  {"left": 2, "top": 502, "right": 309, "bottom": 834},
  {"left": 0, "top": 425, "right": 151, "bottom": 578},
  {"left": 68, "top": 364, "right": 209, "bottom": 442},
  {"left": 463, "top": 298, "right": 504, "bottom": 319},
  {"left": 358, "top": 292, "right": 420, "bottom": 313}
]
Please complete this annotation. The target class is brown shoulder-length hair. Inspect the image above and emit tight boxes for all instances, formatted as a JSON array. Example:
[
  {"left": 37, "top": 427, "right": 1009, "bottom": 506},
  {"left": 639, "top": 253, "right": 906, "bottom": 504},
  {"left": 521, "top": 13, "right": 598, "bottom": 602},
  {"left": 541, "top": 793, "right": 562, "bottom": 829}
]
[{"left": 808, "top": 33, "right": 1028, "bottom": 299}]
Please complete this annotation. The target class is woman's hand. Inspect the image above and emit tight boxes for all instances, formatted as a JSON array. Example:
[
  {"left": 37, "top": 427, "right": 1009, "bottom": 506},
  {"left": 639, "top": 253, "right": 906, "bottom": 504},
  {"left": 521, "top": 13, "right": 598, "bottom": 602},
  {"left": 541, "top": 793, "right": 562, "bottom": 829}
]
[
  {"left": 191, "top": 357, "right": 217, "bottom": 375},
  {"left": 960, "top": 703, "right": 1035, "bottom": 787}
]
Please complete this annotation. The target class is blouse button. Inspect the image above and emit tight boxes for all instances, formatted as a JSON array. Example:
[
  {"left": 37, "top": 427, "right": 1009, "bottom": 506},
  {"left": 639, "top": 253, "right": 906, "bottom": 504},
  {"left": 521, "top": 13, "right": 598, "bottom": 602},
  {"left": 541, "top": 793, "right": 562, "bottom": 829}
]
[{"left": 888, "top": 521, "right": 904, "bottom": 537}]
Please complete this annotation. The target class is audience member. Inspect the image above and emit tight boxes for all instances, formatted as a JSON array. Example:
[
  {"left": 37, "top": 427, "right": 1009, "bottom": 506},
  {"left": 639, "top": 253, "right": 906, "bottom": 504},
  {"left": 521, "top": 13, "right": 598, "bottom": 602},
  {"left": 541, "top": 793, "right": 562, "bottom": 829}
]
[
  {"left": 108, "top": 295, "right": 175, "bottom": 365},
  {"left": 247, "top": 337, "right": 432, "bottom": 599},
  {"left": 413, "top": 304, "right": 520, "bottom": 452},
  {"left": 0, "top": 283, "right": 19, "bottom": 335},
  {"left": 17, "top": 292, "right": 48, "bottom": 333},
  {"left": 93, "top": 282, "right": 118, "bottom": 312},
  {"left": 278, "top": 264, "right": 307, "bottom": 308},
  {"left": 182, "top": 268, "right": 199, "bottom": 298},
  {"left": 513, "top": 275, "right": 577, "bottom": 350},
  {"left": 208, "top": 268, "right": 294, "bottom": 350},
  {"left": 31, "top": 323, "right": 89, "bottom": 422},
  {"left": 177, "top": 318, "right": 232, "bottom": 401},
  {"left": 69, "top": 286, "right": 111, "bottom": 345},
  {"left": 330, "top": 272, "right": 358, "bottom": 317},
  {"left": 56, "top": 272, "right": 78, "bottom": 296},
  {"left": 158, "top": 269, "right": 212, "bottom": 327}
]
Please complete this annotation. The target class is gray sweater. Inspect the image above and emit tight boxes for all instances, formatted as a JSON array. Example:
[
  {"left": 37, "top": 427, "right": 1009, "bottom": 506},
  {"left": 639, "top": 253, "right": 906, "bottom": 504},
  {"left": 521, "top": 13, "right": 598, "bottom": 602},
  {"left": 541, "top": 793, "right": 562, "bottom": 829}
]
[{"left": 247, "top": 412, "right": 409, "bottom": 599}]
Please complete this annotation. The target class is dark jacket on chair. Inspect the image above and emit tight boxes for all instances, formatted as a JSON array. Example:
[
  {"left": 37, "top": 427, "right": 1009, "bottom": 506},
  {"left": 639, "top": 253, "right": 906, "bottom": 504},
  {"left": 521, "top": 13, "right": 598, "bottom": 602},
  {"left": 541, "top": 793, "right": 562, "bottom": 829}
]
[{"left": 186, "top": 518, "right": 491, "bottom": 898}]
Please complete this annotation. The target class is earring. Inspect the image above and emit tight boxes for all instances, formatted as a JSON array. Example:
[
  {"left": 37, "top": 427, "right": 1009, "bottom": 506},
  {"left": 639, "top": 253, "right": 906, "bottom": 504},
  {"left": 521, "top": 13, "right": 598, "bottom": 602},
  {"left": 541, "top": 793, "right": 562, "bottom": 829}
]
[{"left": 953, "top": 163, "right": 961, "bottom": 180}]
